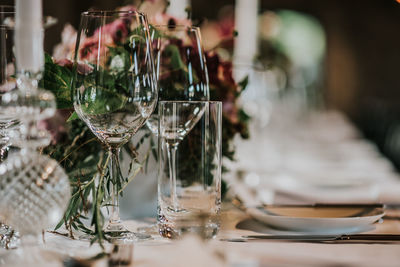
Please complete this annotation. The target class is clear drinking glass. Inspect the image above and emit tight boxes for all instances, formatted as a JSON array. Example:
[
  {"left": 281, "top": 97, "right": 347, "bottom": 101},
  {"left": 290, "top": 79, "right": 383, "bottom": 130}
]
[
  {"left": 146, "top": 25, "right": 209, "bottom": 135},
  {"left": 158, "top": 101, "right": 222, "bottom": 239},
  {"left": 73, "top": 10, "right": 158, "bottom": 241},
  {"left": 0, "top": 5, "right": 16, "bottom": 161}
]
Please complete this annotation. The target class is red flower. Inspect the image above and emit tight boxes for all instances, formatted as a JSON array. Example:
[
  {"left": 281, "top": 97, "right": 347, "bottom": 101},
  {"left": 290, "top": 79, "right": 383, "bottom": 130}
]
[{"left": 206, "top": 51, "right": 242, "bottom": 125}]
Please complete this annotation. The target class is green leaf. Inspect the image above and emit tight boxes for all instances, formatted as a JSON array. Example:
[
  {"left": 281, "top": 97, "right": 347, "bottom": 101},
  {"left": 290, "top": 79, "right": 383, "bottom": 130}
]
[
  {"left": 80, "top": 84, "right": 128, "bottom": 115},
  {"left": 239, "top": 109, "right": 251, "bottom": 123},
  {"left": 118, "top": 160, "right": 142, "bottom": 194},
  {"left": 54, "top": 217, "right": 65, "bottom": 230},
  {"left": 148, "top": 25, "right": 163, "bottom": 40},
  {"left": 67, "top": 112, "right": 79, "bottom": 121},
  {"left": 221, "top": 179, "right": 228, "bottom": 198},
  {"left": 40, "top": 53, "right": 73, "bottom": 109},
  {"left": 164, "top": 44, "right": 186, "bottom": 71},
  {"left": 238, "top": 75, "right": 249, "bottom": 92}
]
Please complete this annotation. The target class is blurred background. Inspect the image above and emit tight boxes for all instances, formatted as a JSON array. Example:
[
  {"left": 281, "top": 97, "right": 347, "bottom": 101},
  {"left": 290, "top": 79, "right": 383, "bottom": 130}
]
[{"left": 4, "top": 0, "right": 400, "bottom": 189}]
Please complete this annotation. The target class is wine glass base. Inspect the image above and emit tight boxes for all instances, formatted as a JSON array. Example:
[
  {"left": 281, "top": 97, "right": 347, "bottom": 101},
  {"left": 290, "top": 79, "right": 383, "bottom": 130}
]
[
  {"left": 105, "top": 230, "right": 152, "bottom": 241},
  {"left": 105, "top": 221, "right": 152, "bottom": 241},
  {"left": 78, "top": 231, "right": 152, "bottom": 242},
  {"left": 136, "top": 224, "right": 159, "bottom": 236}
]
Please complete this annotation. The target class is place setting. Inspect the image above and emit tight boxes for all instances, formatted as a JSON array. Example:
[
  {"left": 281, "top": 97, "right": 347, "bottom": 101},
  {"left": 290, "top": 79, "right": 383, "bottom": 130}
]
[
  {"left": 224, "top": 200, "right": 387, "bottom": 242},
  {"left": 223, "top": 170, "right": 397, "bottom": 244},
  {"left": 225, "top": 163, "right": 395, "bottom": 244}
]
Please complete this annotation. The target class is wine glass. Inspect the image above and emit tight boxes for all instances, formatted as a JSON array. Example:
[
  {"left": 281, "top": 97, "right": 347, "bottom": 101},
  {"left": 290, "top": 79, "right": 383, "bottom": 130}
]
[
  {"left": 0, "top": 5, "right": 16, "bottom": 161},
  {"left": 137, "top": 25, "right": 209, "bottom": 235},
  {"left": 146, "top": 25, "right": 209, "bottom": 135},
  {"left": 158, "top": 100, "right": 206, "bottom": 211},
  {"left": 73, "top": 10, "right": 157, "bottom": 241}
]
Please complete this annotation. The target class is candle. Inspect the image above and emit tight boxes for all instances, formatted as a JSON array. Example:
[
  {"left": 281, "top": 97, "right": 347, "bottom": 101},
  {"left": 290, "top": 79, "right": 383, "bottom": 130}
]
[
  {"left": 14, "top": 0, "right": 44, "bottom": 74},
  {"left": 233, "top": 0, "right": 259, "bottom": 65}
]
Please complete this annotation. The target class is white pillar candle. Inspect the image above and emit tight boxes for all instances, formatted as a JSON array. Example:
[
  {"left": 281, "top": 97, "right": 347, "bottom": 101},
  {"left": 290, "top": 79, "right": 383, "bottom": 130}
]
[
  {"left": 233, "top": 0, "right": 259, "bottom": 65},
  {"left": 14, "top": 0, "right": 44, "bottom": 73}
]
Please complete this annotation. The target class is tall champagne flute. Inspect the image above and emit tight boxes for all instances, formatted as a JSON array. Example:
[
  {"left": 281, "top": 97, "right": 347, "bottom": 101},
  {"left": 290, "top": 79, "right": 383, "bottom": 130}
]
[
  {"left": 73, "top": 10, "right": 157, "bottom": 240},
  {"left": 158, "top": 101, "right": 206, "bottom": 211}
]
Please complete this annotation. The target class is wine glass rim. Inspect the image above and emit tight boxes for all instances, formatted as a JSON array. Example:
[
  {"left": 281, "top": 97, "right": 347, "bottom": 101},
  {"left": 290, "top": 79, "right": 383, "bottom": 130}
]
[
  {"left": 152, "top": 24, "right": 200, "bottom": 31},
  {"left": 159, "top": 100, "right": 221, "bottom": 104},
  {"left": 81, "top": 10, "right": 146, "bottom": 18}
]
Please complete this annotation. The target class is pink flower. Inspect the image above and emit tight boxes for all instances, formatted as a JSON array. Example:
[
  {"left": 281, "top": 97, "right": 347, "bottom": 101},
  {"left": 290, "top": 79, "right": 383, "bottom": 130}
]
[
  {"left": 76, "top": 63, "right": 94, "bottom": 75},
  {"left": 52, "top": 24, "right": 77, "bottom": 60},
  {"left": 55, "top": 58, "right": 73, "bottom": 69},
  {"left": 79, "top": 19, "right": 128, "bottom": 61},
  {"left": 38, "top": 109, "right": 71, "bottom": 145},
  {"left": 216, "top": 12, "right": 235, "bottom": 39},
  {"left": 54, "top": 58, "right": 93, "bottom": 75},
  {"left": 150, "top": 13, "right": 191, "bottom": 27},
  {"left": 102, "top": 19, "right": 129, "bottom": 43},
  {"left": 117, "top": 5, "right": 137, "bottom": 12},
  {"left": 222, "top": 96, "right": 239, "bottom": 124},
  {"left": 200, "top": 7, "right": 235, "bottom": 50}
]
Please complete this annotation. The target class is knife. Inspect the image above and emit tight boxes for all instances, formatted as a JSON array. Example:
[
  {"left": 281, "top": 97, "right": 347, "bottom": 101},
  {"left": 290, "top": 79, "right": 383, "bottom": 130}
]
[
  {"left": 260, "top": 203, "right": 385, "bottom": 209},
  {"left": 232, "top": 195, "right": 390, "bottom": 210},
  {"left": 245, "top": 234, "right": 400, "bottom": 240},
  {"left": 220, "top": 234, "right": 400, "bottom": 243}
]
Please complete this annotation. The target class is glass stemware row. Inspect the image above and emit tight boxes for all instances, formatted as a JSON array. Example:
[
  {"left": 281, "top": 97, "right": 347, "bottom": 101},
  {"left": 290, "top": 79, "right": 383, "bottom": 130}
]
[
  {"left": 0, "top": 7, "right": 212, "bottom": 244},
  {"left": 73, "top": 10, "right": 210, "bottom": 241}
]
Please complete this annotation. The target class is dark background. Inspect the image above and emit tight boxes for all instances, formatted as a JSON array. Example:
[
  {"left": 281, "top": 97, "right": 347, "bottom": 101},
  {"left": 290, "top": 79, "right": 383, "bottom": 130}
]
[{"left": 4, "top": 0, "right": 400, "bottom": 168}]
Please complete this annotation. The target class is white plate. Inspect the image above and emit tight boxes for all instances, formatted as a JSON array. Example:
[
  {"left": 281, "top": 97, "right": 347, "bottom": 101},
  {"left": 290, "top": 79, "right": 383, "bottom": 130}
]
[{"left": 247, "top": 206, "right": 384, "bottom": 235}]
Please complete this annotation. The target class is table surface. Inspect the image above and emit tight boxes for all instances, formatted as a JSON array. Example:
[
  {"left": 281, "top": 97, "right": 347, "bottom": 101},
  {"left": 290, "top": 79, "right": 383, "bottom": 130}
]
[
  {"left": 4, "top": 111, "right": 400, "bottom": 266},
  {"left": 34, "top": 205, "right": 400, "bottom": 267}
]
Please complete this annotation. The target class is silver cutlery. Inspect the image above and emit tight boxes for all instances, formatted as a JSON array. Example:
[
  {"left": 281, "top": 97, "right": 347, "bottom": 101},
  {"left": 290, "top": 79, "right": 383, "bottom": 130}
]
[{"left": 221, "top": 234, "right": 400, "bottom": 243}]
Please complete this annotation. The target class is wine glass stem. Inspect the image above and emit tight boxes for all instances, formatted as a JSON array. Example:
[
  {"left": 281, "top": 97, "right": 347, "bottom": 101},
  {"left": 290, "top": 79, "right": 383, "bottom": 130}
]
[
  {"left": 107, "top": 147, "right": 124, "bottom": 232},
  {"left": 166, "top": 143, "right": 179, "bottom": 211}
]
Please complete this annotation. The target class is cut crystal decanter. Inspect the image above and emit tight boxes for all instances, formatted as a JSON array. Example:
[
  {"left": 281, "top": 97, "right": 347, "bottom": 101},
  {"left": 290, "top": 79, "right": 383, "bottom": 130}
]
[
  {"left": 0, "top": 0, "right": 70, "bottom": 252},
  {"left": 0, "top": 73, "right": 71, "bottom": 238},
  {"left": 0, "top": 222, "right": 20, "bottom": 249}
]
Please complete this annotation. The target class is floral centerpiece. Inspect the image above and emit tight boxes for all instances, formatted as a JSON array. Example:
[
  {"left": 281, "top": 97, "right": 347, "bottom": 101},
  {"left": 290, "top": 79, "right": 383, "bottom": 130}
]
[{"left": 41, "top": 1, "right": 249, "bottom": 245}]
